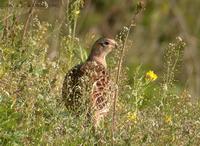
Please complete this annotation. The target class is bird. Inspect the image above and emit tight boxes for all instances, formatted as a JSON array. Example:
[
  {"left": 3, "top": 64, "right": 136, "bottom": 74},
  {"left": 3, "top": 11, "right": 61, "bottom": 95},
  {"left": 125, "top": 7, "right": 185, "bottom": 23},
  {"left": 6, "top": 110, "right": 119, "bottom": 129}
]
[{"left": 62, "top": 37, "right": 117, "bottom": 128}]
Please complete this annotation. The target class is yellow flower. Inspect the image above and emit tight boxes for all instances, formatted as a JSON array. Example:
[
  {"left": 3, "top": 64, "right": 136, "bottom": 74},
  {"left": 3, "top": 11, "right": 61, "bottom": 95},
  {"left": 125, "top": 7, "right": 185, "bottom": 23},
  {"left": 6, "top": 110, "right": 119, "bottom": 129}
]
[
  {"left": 145, "top": 70, "right": 158, "bottom": 81},
  {"left": 127, "top": 112, "right": 137, "bottom": 123},
  {"left": 75, "top": 10, "right": 80, "bottom": 15},
  {"left": 164, "top": 115, "right": 172, "bottom": 125}
]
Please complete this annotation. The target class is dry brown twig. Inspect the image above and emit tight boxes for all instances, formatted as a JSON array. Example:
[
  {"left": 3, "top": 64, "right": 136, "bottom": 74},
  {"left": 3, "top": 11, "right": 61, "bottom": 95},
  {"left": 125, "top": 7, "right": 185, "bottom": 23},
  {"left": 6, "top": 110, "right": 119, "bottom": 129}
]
[
  {"left": 111, "top": 1, "right": 145, "bottom": 145},
  {"left": 22, "top": 0, "right": 37, "bottom": 41}
]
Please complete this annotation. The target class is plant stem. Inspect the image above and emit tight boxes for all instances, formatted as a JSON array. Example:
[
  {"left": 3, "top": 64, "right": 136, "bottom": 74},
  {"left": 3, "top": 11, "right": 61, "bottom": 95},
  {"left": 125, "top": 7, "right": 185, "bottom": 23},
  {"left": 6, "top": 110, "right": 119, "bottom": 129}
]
[
  {"left": 22, "top": 0, "right": 36, "bottom": 41},
  {"left": 111, "top": 2, "right": 144, "bottom": 145}
]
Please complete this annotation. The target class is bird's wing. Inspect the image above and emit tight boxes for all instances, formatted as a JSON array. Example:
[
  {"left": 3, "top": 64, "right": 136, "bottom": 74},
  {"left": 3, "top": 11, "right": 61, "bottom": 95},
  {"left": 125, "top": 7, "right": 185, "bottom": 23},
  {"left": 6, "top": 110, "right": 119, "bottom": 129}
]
[
  {"left": 62, "top": 64, "right": 85, "bottom": 111},
  {"left": 88, "top": 62, "right": 113, "bottom": 113}
]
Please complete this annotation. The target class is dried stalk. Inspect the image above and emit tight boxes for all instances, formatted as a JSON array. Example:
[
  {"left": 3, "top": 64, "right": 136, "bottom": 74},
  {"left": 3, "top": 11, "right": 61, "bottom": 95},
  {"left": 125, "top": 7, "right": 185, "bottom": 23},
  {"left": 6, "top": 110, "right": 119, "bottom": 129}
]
[
  {"left": 2, "top": 3, "right": 9, "bottom": 40},
  {"left": 111, "top": 2, "right": 144, "bottom": 145},
  {"left": 22, "top": 0, "right": 37, "bottom": 41}
]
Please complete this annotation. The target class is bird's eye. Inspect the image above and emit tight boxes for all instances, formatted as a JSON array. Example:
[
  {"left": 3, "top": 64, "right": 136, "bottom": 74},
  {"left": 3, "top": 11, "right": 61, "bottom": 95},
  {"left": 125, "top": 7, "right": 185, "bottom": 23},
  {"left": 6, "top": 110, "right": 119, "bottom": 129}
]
[{"left": 104, "top": 41, "right": 109, "bottom": 45}]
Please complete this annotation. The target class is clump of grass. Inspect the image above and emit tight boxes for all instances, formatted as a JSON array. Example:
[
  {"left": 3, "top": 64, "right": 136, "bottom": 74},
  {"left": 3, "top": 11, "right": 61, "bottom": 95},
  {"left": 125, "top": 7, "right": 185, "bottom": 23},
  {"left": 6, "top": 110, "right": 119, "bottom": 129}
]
[
  {"left": 0, "top": 0, "right": 87, "bottom": 145},
  {"left": 161, "top": 36, "right": 185, "bottom": 106},
  {"left": 60, "top": 0, "right": 86, "bottom": 70},
  {"left": 111, "top": 2, "right": 145, "bottom": 144}
]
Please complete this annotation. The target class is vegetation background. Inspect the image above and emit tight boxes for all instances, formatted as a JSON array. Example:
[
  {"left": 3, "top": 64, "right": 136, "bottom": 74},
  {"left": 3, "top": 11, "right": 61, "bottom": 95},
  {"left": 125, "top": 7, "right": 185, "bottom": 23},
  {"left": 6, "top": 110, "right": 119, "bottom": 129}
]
[{"left": 0, "top": 0, "right": 200, "bottom": 145}]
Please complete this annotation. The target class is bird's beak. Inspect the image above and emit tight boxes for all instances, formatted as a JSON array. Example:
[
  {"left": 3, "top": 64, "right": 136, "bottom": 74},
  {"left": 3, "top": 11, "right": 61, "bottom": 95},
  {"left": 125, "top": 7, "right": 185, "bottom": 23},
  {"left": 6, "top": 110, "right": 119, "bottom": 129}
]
[
  {"left": 114, "top": 41, "right": 118, "bottom": 48},
  {"left": 108, "top": 39, "right": 118, "bottom": 48}
]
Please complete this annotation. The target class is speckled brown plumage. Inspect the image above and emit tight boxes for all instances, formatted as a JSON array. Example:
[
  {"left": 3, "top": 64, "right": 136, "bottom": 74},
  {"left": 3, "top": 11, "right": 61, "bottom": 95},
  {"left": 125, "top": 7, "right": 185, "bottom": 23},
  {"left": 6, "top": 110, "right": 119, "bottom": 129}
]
[{"left": 62, "top": 37, "right": 117, "bottom": 127}]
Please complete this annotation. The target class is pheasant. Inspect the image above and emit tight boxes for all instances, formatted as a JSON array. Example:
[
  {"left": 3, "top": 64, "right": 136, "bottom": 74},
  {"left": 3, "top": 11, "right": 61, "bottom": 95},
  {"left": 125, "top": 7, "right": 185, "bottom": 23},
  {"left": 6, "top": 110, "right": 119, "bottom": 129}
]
[{"left": 62, "top": 37, "right": 117, "bottom": 127}]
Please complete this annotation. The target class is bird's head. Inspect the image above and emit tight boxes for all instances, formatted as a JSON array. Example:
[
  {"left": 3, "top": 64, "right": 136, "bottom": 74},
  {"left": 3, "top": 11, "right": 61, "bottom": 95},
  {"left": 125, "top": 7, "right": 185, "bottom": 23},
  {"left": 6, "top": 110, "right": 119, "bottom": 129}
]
[{"left": 88, "top": 37, "right": 117, "bottom": 66}]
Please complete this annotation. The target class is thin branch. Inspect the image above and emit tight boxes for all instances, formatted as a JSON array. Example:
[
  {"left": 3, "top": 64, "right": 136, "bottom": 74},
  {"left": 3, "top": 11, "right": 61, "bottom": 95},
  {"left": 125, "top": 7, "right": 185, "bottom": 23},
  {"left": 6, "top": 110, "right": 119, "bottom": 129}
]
[
  {"left": 111, "top": 1, "right": 145, "bottom": 145},
  {"left": 0, "top": 14, "right": 13, "bottom": 23},
  {"left": 22, "top": 0, "right": 37, "bottom": 41}
]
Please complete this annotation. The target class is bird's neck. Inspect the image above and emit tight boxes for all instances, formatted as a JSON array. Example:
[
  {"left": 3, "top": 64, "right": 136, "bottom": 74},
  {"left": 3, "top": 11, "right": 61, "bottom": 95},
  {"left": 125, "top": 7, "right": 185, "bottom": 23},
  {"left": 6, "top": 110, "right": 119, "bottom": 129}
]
[{"left": 88, "top": 55, "right": 107, "bottom": 68}]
